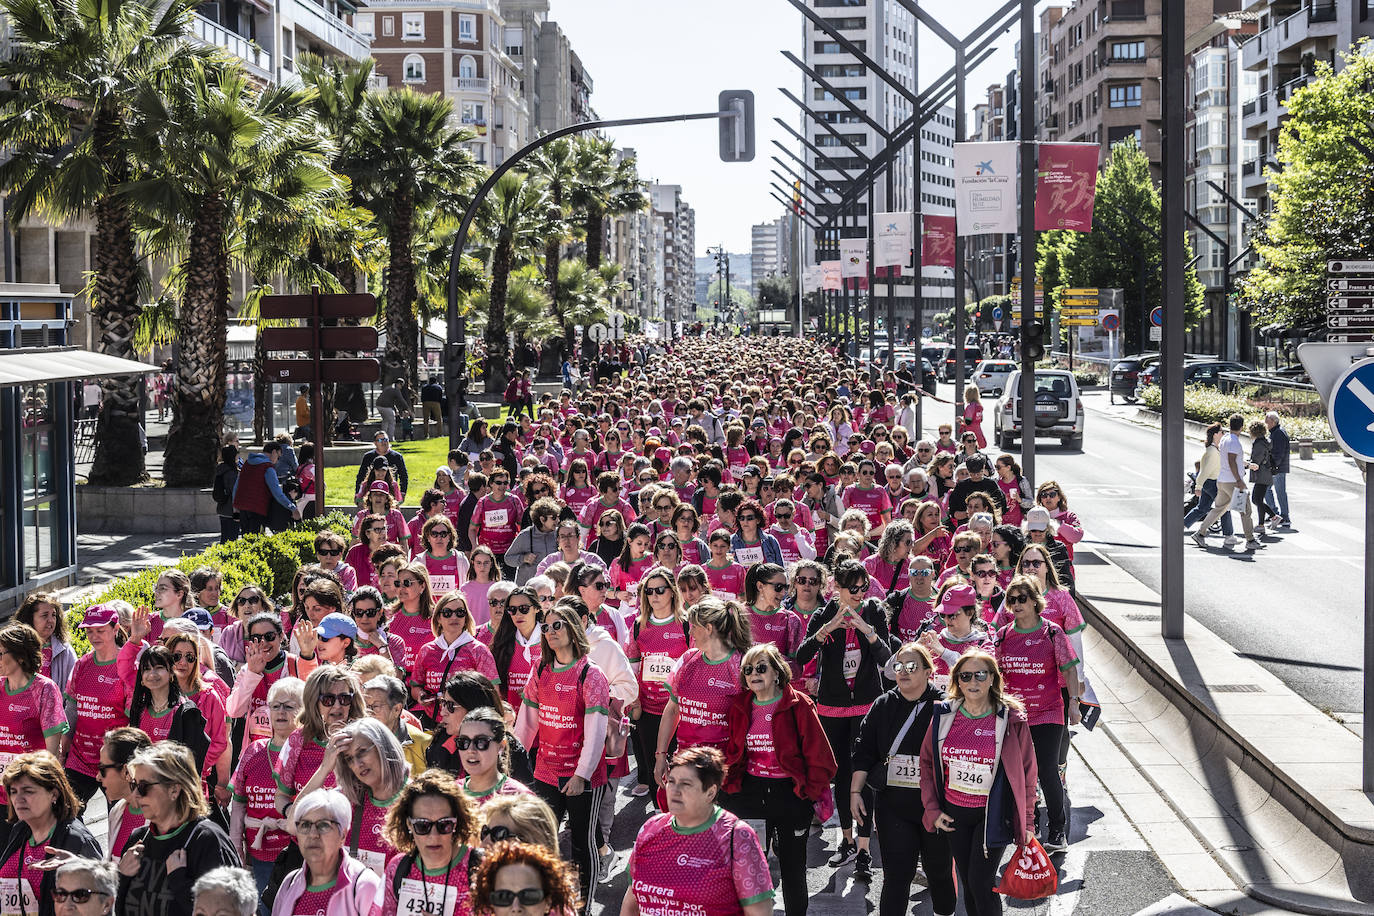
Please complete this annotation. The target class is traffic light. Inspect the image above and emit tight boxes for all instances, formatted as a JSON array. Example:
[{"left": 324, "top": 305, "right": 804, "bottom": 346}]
[
  {"left": 1024, "top": 320, "right": 1046, "bottom": 361},
  {"left": 718, "top": 90, "right": 756, "bottom": 162}
]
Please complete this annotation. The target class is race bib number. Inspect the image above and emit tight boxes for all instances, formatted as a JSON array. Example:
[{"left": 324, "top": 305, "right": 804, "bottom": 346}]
[
  {"left": 734, "top": 545, "right": 765, "bottom": 566},
  {"left": 729, "top": 464, "right": 747, "bottom": 477},
  {"left": 484, "top": 508, "right": 508, "bottom": 529},
  {"left": 643, "top": 654, "right": 674, "bottom": 684},
  {"left": 711, "top": 589, "right": 736, "bottom": 601},
  {"left": 357, "top": 848, "right": 387, "bottom": 878},
  {"left": 249, "top": 703, "right": 271, "bottom": 737},
  {"left": 886, "top": 754, "right": 920, "bottom": 789},
  {"left": 933, "top": 674, "right": 950, "bottom": 693},
  {"left": 949, "top": 759, "right": 992, "bottom": 797},
  {"left": 842, "top": 646, "right": 861, "bottom": 681},
  {"left": 0, "top": 877, "right": 36, "bottom": 916},
  {"left": 397, "top": 878, "right": 456, "bottom": 916},
  {"left": 430, "top": 575, "right": 457, "bottom": 593}
]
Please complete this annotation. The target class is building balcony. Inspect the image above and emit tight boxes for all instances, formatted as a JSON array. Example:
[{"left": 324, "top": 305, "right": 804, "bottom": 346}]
[
  {"left": 453, "top": 76, "right": 490, "bottom": 93},
  {"left": 190, "top": 13, "right": 272, "bottom": 81},
  {"left": 290, "top": 0, "right": 370, "bottom": 61}
]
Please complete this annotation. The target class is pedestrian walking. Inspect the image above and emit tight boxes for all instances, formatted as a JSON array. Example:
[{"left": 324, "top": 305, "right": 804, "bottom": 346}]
[
  {"left": 1184, "top": 423, "right": 1235, "bottom": 544},
  {"left": 1263, "top": 411, "right": 1292, "bottom": 528},
  {"left": 1193, "top": 413, "right": 1260, "bottom": 551}
]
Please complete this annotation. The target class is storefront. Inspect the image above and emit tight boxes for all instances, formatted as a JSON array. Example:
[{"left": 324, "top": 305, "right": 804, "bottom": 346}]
[{"left": 0, "top": 284, "right": 158, "bottom": 612}]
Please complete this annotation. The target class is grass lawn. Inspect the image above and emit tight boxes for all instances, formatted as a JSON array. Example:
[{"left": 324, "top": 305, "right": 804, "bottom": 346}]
[{"left": 321, "top": 406, "right": 513, "bottom": 508}]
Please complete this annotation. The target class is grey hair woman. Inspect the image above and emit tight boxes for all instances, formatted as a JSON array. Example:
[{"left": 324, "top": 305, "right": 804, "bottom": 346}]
[
  {"left": 52, "top": 858, "right": 117, "bottom": 916},
  {"left": 191, "top": 867, "right": 257, "bottom": 916}
]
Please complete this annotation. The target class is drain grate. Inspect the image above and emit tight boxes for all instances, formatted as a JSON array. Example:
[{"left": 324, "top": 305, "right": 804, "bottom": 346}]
[
  {"left": 1125, "top": 614, "right": 1159, "bottom": 622},
  {"left": 1205, "top": 684, "right": 1264, "bottom": 694}
]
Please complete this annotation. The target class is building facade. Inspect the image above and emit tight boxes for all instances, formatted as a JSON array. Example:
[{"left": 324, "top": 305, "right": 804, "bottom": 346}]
[
  {"left": 751, "top": 217, "right": 789, "bottom": 294},
  {"left": 498, "top": 0, "right": 594, "bottom": 136},
  {"left": 650, "top": 185, "right": 695, "bottom": 330}
]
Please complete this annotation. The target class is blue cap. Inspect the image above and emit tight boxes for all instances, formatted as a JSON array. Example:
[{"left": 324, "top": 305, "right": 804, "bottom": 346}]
[
  {"left": 316, "top": 612, "right": 357, "bottom": 641},
  {"left": 183, "top": 608, "right": 214, "bottom": 631}
]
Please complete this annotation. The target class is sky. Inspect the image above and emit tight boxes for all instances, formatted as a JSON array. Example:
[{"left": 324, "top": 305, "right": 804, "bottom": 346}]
[{"left": 554, "top": 0, "right": 1035, "bottom": 258}]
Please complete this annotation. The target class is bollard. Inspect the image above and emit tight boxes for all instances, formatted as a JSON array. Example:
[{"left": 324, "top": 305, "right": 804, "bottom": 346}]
[{"left": 1299, "top": 437, "right": 1314, "bottom": 460}]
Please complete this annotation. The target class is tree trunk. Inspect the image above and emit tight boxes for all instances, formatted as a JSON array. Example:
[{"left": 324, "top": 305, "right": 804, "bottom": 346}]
[
  {"left": 86, "top": 112, "right": 148, "bottom": 485},
  {"left": 382, "top": 190, "right": 416, "bottom": 389},
  {"left": 584, "top": 209, "right": 603, "bottom": 270},
  {"left": 485, "top": 238, "right": 512, "bottom": 395},
  {"left": 163, "top": 194, "right": 229, "bottom": 487},
  {"left": 251, "top": 331, "right": 269, "bottom": 445}
]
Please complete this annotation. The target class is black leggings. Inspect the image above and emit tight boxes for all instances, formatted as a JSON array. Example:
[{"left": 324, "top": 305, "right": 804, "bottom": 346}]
[
  {"left": 876, "top": 793, "right": 956, "bottom": 916},
  {"left": 947, "top": 803, "right": 1006, "bottom": 916},
  {"left": 534, "top": 777, "right": 605, "bottom": 915},
  {"left": 1253, "top": 484, "right": 1273, "bottom": 525},
  {"left": 1030, "top": 722, "right": 1067, "bottom": 835},
  {"left": 631, "top": 710, "right": 665, "bottom": 788},
  {"left": 821, "top": 714, "right": 871, "bottom": 838},
  {"left": 723, "top": 775, "right": 814, "bottom": 916}
]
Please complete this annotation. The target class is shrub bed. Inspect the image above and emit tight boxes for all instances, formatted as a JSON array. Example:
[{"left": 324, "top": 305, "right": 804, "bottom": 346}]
[
  {"left": 64, "top": 512, "right": 353, "bottom": 655},
  {"left": 1138, "top": 384, "right": 1333, "bottom": 441}
]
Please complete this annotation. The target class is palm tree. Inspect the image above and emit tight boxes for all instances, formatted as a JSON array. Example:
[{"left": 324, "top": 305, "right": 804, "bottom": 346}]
[
  {"left": 554, "top": 258, "right": 612, "bottom": 346},
  {"left": 132, "top": 60, "right": 338, "bottom": 486},
  {"left": 353, "top": 89, "right": 480, "bottom": 391},
  {"left": 482, "top": 171, "right": 550, "bottom": 394},
  {"left": 527, "top": 137, "right": 578, "bottom": 359},
  {"left": 0, "top": 0, "right": 209, "bottom": 484},
  {"left": 569, "top": 137, "right": 647, "bottom": 269}
]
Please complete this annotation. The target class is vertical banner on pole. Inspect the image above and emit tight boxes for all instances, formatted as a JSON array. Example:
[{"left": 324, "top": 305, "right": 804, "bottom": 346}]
[
  {"left": 821, "top": 261, "right": 842, "bottom": 291},
  {"left": 1035, "top": 143, "right": 1102, "bottom": 232},
  {"left": 875, "top": 212, "right": 915, "bottom": 268},
  {"left": 922, "top": 215, "right": 957, "bottom": 270},
  {"left": 839, "top": 239, "right": 868, "bottom": 278},
  {"left": 954, "top": 141, "right": 1019, "bottom": 236}
]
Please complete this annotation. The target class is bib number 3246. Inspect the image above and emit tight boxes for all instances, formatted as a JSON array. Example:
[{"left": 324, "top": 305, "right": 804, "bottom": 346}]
[{"left": 949, "top": 759, "right": 992, "bottom": 797}]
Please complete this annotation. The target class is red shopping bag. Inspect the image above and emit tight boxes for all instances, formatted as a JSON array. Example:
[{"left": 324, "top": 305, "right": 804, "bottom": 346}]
[{"left": 995, "top": 837, "right": 1059, "bottom": 900}]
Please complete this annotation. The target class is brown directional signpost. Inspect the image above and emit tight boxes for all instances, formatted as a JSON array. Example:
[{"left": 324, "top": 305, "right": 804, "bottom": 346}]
[
  {"left": 259, "top": 288, "right": 380, "bottom": 511},
  {"left": 1326, "top": 262, "right": 1374, "bottom": 345}
]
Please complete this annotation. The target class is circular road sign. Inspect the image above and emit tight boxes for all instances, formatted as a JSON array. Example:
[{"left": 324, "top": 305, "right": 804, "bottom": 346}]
[
  {"left": 588, "top": 323, "right": 610, "bottom": 344},
  {"left": 1150, "top": 307, "right": 1163, "bottom": 327},
  {"left": 1328, "top": 358, "right": 1374, "bottom": 463},
  {"left": 991, "top": 307, "right": 1003, "bottom": 321},
  {"left": 1100, "top": 312, "right": 1121, "bottom": 332}
]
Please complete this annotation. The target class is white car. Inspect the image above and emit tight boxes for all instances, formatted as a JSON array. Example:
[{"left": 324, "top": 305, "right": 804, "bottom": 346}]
[
  {"left": 973, "top": 359, "right": 1017, "bottom": 397},
  {"left": 993, "top": 369, "right": 1085, "bottom": 450}
]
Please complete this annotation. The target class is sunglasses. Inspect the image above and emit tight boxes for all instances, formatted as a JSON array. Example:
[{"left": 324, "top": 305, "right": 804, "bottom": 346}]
[
  {"left": 1041, "top": 490, "right": 1060, "bottom": 498},
  {"left": 130, "top": 779, "right": 167, "bottom": 797},
  {"left": 546, "top": 619, "right": 567, "bottom": 633},
  {"left": 97, "top": 764, "right": 123, "bottom": 777},
  {"left": 892, "top": 661, "right": 926, "bottom": 674},
  {"left": 741, "top": 663, "right": 774, "bottom": 676},
  {"left": 438, "top": 607, "right": 467, "bottom": 619},
  {"left": 587, "top": 581, "right": 608, "bottom": 591},
  {"left": 643, "top": 585, "right": 670, "bottom": 597},
  {"left": 480, "top": 824, "right": 523, "bottom": 845},
  {"left": 957, "top": 670, "right": 992, "bottom": 683},
  {"left": 738, "top": 515, "right": 759, "bottom": 523},
  {"left": 397, "top": 578, "right": 421, "bottom": 589},
  {"left": 489, "top": 888, "right": 546, "bottom": 908},
  {"left": 236, "top": 595, "right": 263, "bottom": 606},
  {"left": 455, "top": 735, "right": 495, "bottom": 751},
  {"left": 1021, "top": 559, "right": 1046, "bottom": 569},
  {"left": 367, "top": 527, "right": 387, "bottom": 535},
  {"left": 352, "top": 607, "right": 380, "bottom": 619},
  {"left": 429, "top": 532, "right": 452, "bottom": 540},
  {"left": 53, "top": 889, "right": 110, "bottom": 905},
  {"left": 316, "top": 549, "right": 342, "bottom": 557},
  {"left": 973, "top": 570, "right": 998, "bottom": 579},
  {"left": 408, "top": 816, "right": 458, "bottom": 836},
  {"left": 1006, "top": 594, "right": 1033, "bottom": 605},
  {"left": 246, "top": 631, "right": 279, "bottom": 643},
  {"left": 775, "top": 512, "right": 793, "bottom": 520},
  {"left": 762, "top": 581, "right": 788, "bottom": 591},
  {"left": 440, "top": 700, "right": 461, "bottom": 714},
  {"left": 170, "top": 652, "right": 198, "bottom": 665},
  {"left": 794, "top": 576, "right": 821, "bottom": 587},
  {"left": 911, "top": 569, "right": 933, "bottom": 578},
  {"left": 506, "top": 602, "right": 535, "bottom": 614},
  {"left": 318, "top": 692, "right": 355, "bottom": 708},
  {"left": 954, "top": 546, "right": 976, "bottom": 554},
  {"left": 840, "top": 579, "right": 870, "bottom": 592}
]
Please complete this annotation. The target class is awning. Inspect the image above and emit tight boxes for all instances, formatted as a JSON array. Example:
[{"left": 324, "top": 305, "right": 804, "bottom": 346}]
[{"left": 0, "top": 348, "right": 160, "bottom": 387}]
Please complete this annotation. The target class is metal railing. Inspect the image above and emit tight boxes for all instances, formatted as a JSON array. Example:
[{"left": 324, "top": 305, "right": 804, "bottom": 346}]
[{"left": 1218, "top": 370, "right": 1323, "bottom": 417}]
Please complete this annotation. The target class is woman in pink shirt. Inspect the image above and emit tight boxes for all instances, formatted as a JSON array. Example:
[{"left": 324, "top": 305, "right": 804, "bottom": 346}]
[{"left": 960, "top": 384, "right": 987, "bottom": 449}]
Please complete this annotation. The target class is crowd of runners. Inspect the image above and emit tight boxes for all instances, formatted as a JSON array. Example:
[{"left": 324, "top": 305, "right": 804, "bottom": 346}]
[{"left": 9, "top": 335, "right": 1095, "bottom": 916}]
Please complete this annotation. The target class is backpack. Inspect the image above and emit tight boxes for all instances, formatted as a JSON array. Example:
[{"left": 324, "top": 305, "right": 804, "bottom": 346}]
[{"left": 389, "top": 848, "right": 484, "bottom": 900}]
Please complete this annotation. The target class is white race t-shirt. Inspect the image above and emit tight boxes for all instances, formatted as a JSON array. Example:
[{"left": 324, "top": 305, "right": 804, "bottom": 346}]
[{"left": 1218, "top": 432, "right": 1244, "bottom": 484}]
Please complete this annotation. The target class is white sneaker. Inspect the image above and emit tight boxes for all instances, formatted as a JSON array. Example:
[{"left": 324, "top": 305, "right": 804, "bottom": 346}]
[
  {"left": 1191, "top": 531, "right": 1208, "bottom": 548},
  {"left": 1223, "top": 535, "right": 1241, "bottom": 547}
]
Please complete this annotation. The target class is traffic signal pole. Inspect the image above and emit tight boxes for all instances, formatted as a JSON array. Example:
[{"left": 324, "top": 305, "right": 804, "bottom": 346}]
[
  {"left": 1161, "top": 0, "right": 1186, "bottom": 638},
  {"left": 1018, "top": 0, "right": 1038, "bottom": 484}
]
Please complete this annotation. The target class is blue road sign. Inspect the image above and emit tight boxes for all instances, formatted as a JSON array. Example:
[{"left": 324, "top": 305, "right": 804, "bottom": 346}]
[
  {"left": 1101, "top": 312, "right": 1121, "bottom": 331},
  {"left": 992, "top": 307, "right": 1003, "bottom": 320},
  {"left": 1329, "top": 358, "right": 1374, "bottom": 462},
  {"left": 1150, "top": 307, "right": 1163, "bottom": 327}
]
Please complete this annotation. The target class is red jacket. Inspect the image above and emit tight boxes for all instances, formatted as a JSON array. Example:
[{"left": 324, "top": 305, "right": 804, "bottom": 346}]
[{"left": 723, "top": 684, "right": 837, "bottom": 801}]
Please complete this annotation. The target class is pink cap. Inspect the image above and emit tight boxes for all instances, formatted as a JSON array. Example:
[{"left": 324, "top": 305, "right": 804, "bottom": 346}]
[
  {"left": 369, "top": 481, "right": 391, "bottom": 493},
  {"left": 80, "top": 604, "right": 119, "bottom": 628},
  {"left": 940, "top": 584, "right": 978, "bottom": 615}
]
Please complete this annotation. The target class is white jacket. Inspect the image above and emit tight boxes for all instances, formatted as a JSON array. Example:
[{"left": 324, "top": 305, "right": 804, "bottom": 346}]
[{"left": 585, "top": 625, "right": 639, "bottom": 708}]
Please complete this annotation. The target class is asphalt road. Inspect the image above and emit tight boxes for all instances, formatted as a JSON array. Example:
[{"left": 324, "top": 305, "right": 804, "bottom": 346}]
[{"left": 918, "top": 386, "right": 1365, "bottom": 717}]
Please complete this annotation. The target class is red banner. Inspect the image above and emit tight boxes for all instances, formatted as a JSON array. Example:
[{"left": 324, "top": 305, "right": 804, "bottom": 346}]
[
  {"left": 1035, "top": 143, "right": 1100, "bottom": 232},
  {"left": 922, "top": 215, "right": 956, "bottom": 269}
]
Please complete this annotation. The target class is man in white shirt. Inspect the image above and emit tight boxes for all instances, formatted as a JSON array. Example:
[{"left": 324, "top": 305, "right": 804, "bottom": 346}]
[{"left": 1194, "top": 413, "right": 1259, "bottom": 551}]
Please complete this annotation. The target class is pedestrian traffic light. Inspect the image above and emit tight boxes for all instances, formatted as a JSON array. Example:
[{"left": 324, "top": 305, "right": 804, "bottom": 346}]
[{"left": 1025, "top": 320, "right": 1046, "bottom": 361}]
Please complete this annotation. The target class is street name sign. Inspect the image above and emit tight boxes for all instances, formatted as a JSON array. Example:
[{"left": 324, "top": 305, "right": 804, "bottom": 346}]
[
  {"left": 1329, "top": 278, "right": 1374, "bottom": 292},
  {"left": 1330, "top": 314, "right": 1374, "bottom": 330},
  {"left": 1062, "top": 317, "right": 1099, "bottom": 327},
  {"left": 1328, "top": 260, "right": 1374, "bottom": 274}
]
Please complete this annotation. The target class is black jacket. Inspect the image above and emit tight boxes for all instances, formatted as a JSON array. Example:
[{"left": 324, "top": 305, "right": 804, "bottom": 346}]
[
  {"left": 795, "top": 598, "right": 896, "bottom": 710},
  {"left": 947, "top": 477, "right": 1007, "bottom": 518},
  {"left": 853, "top": 684, "right": 944, "bottom": 800},
  {"left": 117, "top": 817, "right": 239, "bottom": 916},
  {"left": 134, "top": 698, "right": 210, "bottom": 775},
  {"left": 354, "top": 448, "right": 409, "bottom": 496},
  {"left": 0, "top": 818, "right": 101, "bottom": 916}
]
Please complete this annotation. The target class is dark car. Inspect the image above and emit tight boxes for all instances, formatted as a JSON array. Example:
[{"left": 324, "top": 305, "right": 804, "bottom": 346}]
[
  {"left": 941, "top": 346, "right": 983, "bottom": 382},
  {"left": 1135, "top": 360, "right": 1252, "bottom": 399},
  {"left": 920, "top": 358, "right": 938, "bottom": 394},
  {"left": 1109, "top": 353, "right": 1159, "bottom": 403}
]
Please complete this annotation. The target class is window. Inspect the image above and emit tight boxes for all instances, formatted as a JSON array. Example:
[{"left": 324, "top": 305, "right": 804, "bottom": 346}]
[
  {"left": 814, "top": 39, "right": 865, "bottom": 53},
  {"left": 381, "top": 15, "right": 393, "bottom": 36},
  {"left": 461, "top": 101, "right": 484, "bottom": 125},
  {"left": 458, "top": 55, "right": 476, "bottom": 79},
  {"left": 354, "top": 13, "right": 373, "bottom": 36},
  {"left": 814, "top": 86, "right": 866, "bottom": 102},
  {"left": 505, "top": 25, "right": 523, "bottom": 57},
  {"left": 403, "top": 54, "right": 424, "bottom": 83},
  {"left": 816, "top": 63, "right": 866, "bottom": 78},
  {"left": 1108, "top": 84, "right": 1141, "bottom": 107},
  {"left": 19, "top": 383, "right": 61, "bottom": 580},
  {"left": 402, "top": 12, "right": 423, "bottom": 39},
  {"left": 458, "top": 13, "right": 476, "bottom": 42},
  {"left": 823, "top": 16, "right": 866, "bottom": 29},
  {"left": 1107, "top": 125, "right": 1141, "bottom": 146},
  {"left": 1111, "top": 40, "right": 1145, "bottom": 61}
]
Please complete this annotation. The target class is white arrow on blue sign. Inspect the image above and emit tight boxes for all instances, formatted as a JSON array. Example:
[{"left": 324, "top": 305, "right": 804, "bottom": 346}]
[
  {"left": 1329, "top": 358, "right": 1374, "bottom": 462},
  {"left": 992, "top": 307, "right": 1003, "bottom": 320}
]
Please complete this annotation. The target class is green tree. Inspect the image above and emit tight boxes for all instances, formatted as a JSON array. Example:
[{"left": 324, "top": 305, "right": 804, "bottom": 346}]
[
  {"left": 553, "top": 258, "right": 612, "bottom": 351},
  {"left": 1038, "top": 138, "right": 1204, "bottom": 353},
  {"left": 354, "top": 89, "right": 480, "bottom": 390},
  {"left": 133, "top": 61, "right": 339, "bottom": 486},
  {"left": 569, "top": 136, "right": 647, "bottom": 270},
  {"left": 0, "top": 0, "right": 209, "bottom": 484},
  {"left": 1241, "top": 47, "right": 1374, "bottom": 328},
  {"left": 466, "top": 271, "right": 556, "bottom": 341},
  {"left": 481, "top": 171, "right": 551, "bottom": 394},
  {"left": 527, "top": 137, "right": 579, "bottom": 355}
]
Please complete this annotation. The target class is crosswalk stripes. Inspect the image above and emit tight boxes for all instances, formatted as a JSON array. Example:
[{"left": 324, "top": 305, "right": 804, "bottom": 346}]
[
  {"left": 1305, "top": 518, "right": 1366, "bottom": 542},
  {"left": 1128, "top": 893, "right": 1217, "bottom": 915}
]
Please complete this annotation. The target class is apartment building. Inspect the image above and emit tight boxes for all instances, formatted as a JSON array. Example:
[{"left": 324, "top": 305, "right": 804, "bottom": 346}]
[
  {"left": 1239, "top": 0, "right": 1374, "bottom": 208},
  {"left": 498, "top": 0, "right": 595, "bottom": 137},
  {"left": 606, "top": 149, "right": 660, "bottom": 329},
  {"left": 360, "top": 0, "right": 527, "bottom": 166},
  {"left": 650, "top": 185, "right": 695, "bottom": 329},
  {"left": 751, "top": 217, "right": 789, "bottom": 294},
  {"left": 1041, "top": 0, "right": 1232, "bottom": 175}
]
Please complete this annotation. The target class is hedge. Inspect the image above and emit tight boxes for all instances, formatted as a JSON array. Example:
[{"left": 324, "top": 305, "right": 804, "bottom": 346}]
[
  {"left": 64, "top": 511, "right": 354, "bottom": 656},
  {"left": 1137, "top": 384, "right": 1333, "bottom": 441}
]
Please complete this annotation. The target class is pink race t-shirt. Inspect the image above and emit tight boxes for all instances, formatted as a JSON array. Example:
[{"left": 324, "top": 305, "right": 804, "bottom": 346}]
[
  {"left": 521, "top": 658, "right": 610, "bottom": 786},
  {"left": 627, "top": 617, "right": 689, "bottom": 716},
  {"left": 410, "top": 639, "right": 499, "bottom": 699},
  {"left": 276, "top": 731, "right": 336, "bottom": 798},
  {"left": 703, "top": 562, "right": 746, "bottom": 601},
  {"left": 229, "top": 738, "right": 292, "bottom": 862},
  {"left": 503, "top": 639, "right": 541, "bottom": 710},
  {"left": 560, "top": 484, "right": 598, "bottom": 518},
  {"left": 381, "top": 849, "right": 476, "bottom": 916},
  {"left": 995, "top": 621, "right": 1079, "bottom": 726},
  {"left": 388, "top": 609, "right": 437, "bottom": 672},
  {"left": 629, "top": 809, "right": 774, "bottom": 916},
  {"left": 941, "top": 706, "right": 998, "bottom": 807},
  {"left": 423, "top": 552, "right": 469, "bottom": 596},
  {"left": 66, "top": 654, "right": 129, "bottom": 778},
  {"left": 351, "top": 793, "right": 398, "bottom": 877},
  {"left": 0, "top": 675, "right": 67, "bottom": 771},
  {"left": 666, "top": 650, "right": 741, "bottom": 750},
  {"left": 842, "top": 485, "right": 892, "bottom": 529},
  {"left": 893, "top": 593, "right": 937, "bottom": 643},
  {"left": 864, "top": 555, "right": 909, "bottom": 594},
  {"left": 474, "top": 494, "right": 524, "bottom": 556},
  {"left": 745, "top": 696, "right": 788, "bottom": 779},
  {"left": 747, "top": 607, "right": 805, "bottom": 667}
]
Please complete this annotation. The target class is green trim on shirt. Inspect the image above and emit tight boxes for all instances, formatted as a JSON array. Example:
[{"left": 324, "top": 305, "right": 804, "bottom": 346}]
[
  {"left": 703, "top": 651, "right": 736, "bottom": 666},
  {"left": 420, "top": 846, "right": 469, "bottom": 877},
  {"left": 957, "top": 706, "right": 995, "bottom": 720},
  {"left": 93, "top": 657, "right": 117, "bottom": 667},
  {"left": 464, "top": 775, "right": 507, "bottom": 799},
  {"left": 4, "top": 675, "right": 34, "bottom": 697},
  {"left": 1060, "top": 658, "right": 1082, "bottom": 671},
  {"left": 740, "top": 891, "right": 776, "bottom": 906},
  {"left": 305, "top": 877, "right": 338, "bottom": 893},
  {"left": 584, "top": 705, "right": 609, "bottom": 716},
  {"left": 154, "top": 821, "right": 189, "bottom": 841},
  {"left": 670, "top": 805, "right": 723, "bottom": 835},
  {"left": 42, "top": 723, "right": 69, "bottom": 737},
  {"left": 752, "top": 694, "right": 782, "bottom": 707},
  {"left": 553, "top": 659, "right": 578, "bottom": 673},
  {"left": 1012, "top": 622, "right": 1043, "bottom": 634}
]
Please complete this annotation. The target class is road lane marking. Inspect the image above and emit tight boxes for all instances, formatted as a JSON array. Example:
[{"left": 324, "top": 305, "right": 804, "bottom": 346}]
[
  {"left": 1105, "top": 519, "right": 1160, "bottom": 547},
  {"left": 1307, "top": 519, "right": 1366, "bottom": 541}
]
